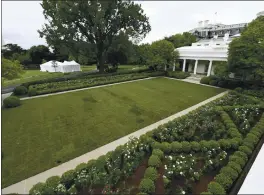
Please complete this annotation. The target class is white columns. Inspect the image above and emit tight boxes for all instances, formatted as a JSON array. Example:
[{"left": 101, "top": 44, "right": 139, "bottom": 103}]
[
  {"left": 182, "top": 59, "right": 186, "bottom": 72},
  {"left": 164, "top": 64, "right": 167, "bottom": 71},
  {"left": 194, "top": 59, "right": 198, "bottom": 75},
  {"left": 173, "top": 63, "right": 175, "bottom": 71},
  {"left": 207, "top": 60, "right": 213, "bottom": 76}
]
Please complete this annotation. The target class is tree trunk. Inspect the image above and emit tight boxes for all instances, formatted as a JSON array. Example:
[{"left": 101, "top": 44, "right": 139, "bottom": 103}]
[{"left": 97, "top": 51, "right": 105, "bottom": 73}]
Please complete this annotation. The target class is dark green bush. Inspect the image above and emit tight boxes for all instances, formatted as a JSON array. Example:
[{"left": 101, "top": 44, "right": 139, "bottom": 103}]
[
  {"left": 28, "top": 87, "right": 37, "bottom": 96},
  {"left": 152, "top": 149, "right": 164, "bottom": 159},
  {"left": 227, "top": 162, "right": 242, "bottom": 173},
  {"left": 29, "top": 182, "right": 46, "bottom": 195},
  {"left": 139, "top": 178, "right": 155, "bottom": 194},
  {"left": 181, "top": 141, "right": 191, "bottom": 153},
  {"left": 233, "top": 151, "right": 248, "bottom": 162},
  {"left": 238, "top": 146, "right": 252, "bottom": 156},
  {"left": 209, "top": 80, "right": 218, "bottom": 86},
  {"left": 200, "top": 77, "right": 211, "bottom": 84},
  {"left": 13, "top": 86, "right": 28, "bottom": 95},
  {"left": 229, "top": 155, "right": 246, "bottom": 168},
  {"left": 45, "top": 176, "right": 60, "bottom": 193},
  {"left": 217, "top": 80, "right": 227, "bottom": 87},
  {"left": 214, "top": 173, "right": 233, "bottom": 190},
  {"left": 220, "top": 167, "right": 238, "bottom": 180},
  {"left": 148, "top": 155, "right": 161, "bottom": 168},
  {"left": 167, "top": 71, "right": 190, "bottom": 79},
  {"left": 171, "top": 141, "right": 182, "bottom": 153},
  {"left": 207, "top": 182, "right": 226, "bottom": 194},
  {"left": 234, "top": 87, "right": 243, "bottom": 93},
  {"left": 160, "top": 142, "right": 171, "bottom": 154},
  {"left": 68, "top": 185, "right": 77, "bottom": 194},
  {"left": 144, "top": 167, "right": 158, "bottom": 181},
  {"left": 3, "top": 96, "right": 21, "bottom": 108},
  {"left": 191, "top": 141, "right": 201, "bottom": 152},
  {"left": 218, "top": 139, "right": 231, "bottom": 150},
  {"left": 60, "top": 170, "right": 75, "bottom": 188}
]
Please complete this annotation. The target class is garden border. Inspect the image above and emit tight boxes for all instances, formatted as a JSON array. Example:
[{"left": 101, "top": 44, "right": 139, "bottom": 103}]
[{"left": 1, "top": 91, "right": 228, "bottom": 194}]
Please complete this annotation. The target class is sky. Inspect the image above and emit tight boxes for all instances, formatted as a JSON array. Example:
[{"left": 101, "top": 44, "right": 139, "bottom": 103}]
[{"left": 2, "top": 1, "right": 264, "bottom": 49}]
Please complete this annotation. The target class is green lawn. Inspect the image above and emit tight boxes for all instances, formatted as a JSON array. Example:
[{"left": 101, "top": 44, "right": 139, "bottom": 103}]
[{"left": 2, "top": 78, "right": 225, "bottom": 187}]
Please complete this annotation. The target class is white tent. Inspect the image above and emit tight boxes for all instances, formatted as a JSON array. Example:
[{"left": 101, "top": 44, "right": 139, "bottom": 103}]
[{"left": 40, "top": 60, "right": 81, "bottom": 73}]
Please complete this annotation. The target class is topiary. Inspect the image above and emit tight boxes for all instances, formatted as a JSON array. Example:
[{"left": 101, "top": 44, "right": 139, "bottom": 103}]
[
  {"left": 209, "top": 80, "right": 218, "bottom": 86},
  {"left": 160, "top": 142, "right": 171, "bottom": 154},
  {"left": 220, "top": 167, "right": 238, "bottom": 180},
  {"left": 190, "top": 141, "right": 201, "bottom": 152},
  {"left": 227, "top": 162, "right": 242, "bottom": 173},
  {"left": 148, "top": 155, "right": 161, "bottom": 168},
  {"left": 218, "top": 139, "right": 231, "bottom": 150},
  {"left": 139, "top": 178, "right": 155, "bottom": 194},
  {"left": 200, "top": 77, "right": 211, "bottom": 84},
  {"left": 29, "top": 182, "right": 46, "bottom": 195},
  {"left": 229, "top": 155, "right": 246, "bottom": 167},
  {"left": 60, "top": 170, "right": 75, "bottom": 188},
  {"left": 238, "top": 146, "right": 252, "bottom": 156},
  {"left": 181, "top": 141, "right": 191, "bottom": 153},
  {"left": 144, "top": 167, "right": 158, "bottom": 181},
  {"left": 3, "top": 96, "right": 21, "bottom": 108},
  {"left": 13, "top": 86, "right": 28, "bottom": 95},
  {"left": 171, "top": 141, "right": 182, "bottom": 153},
  {"left": 233, "top": 151, "right": 248, "bottom": 162},
  {"left": 152, "top": 149, "right": 164, "bottom": 159},
  {"left": 46, "top": 176, "right": 60, "bottom": 189},
  {"left": 28, "top": 87, "right": 37, "bottom": 96},
  {"left": 214, "top": 173, "right": 233, "bottom": 190},
  {"left": 207, "top": 182, "right": 226, "bottom": 194}
]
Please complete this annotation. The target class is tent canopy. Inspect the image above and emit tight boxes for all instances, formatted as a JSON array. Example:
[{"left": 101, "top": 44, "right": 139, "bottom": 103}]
[{"left": 40, "top": 60, "right": 81, "bottom": 73}]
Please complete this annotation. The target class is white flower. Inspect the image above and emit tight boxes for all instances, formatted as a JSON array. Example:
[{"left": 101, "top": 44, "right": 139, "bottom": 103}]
[
  {"left": 192, "top": 159, "right": 195, "bottom": 162},
  {"left": 169, "top": 156, "right": 172, "bottom": 160},
  {"left": 190, "top": 154, "right": 192, "bottom": 156},
  {"left": 180, "top": 171, "right": 183, "bottom": 175},
  {"left": 173, "top": 165, "right": 175, "bottom": 168},
  {"left": 163, "top": 175, "right": 166, "bottom": 178},
  {"left": 181, "top": 190, "right": 186, "bottom": 194},
  {"left": 209, "top": 160, "right": 213, "bottom": 164}
]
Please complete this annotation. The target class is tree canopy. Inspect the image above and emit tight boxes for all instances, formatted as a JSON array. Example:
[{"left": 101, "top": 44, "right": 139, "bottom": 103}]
[
  {"left": 1, "top": 58, "right": 24, "bottom": 81},
  {"left": 38, "top": 0, "right": 151, "bottom": 72},
  {"left": 228, "top": 16, "right": 264, "bottom": 82},
  {"left": 164, "top": 32, "right": 196, "bottom": 48}
]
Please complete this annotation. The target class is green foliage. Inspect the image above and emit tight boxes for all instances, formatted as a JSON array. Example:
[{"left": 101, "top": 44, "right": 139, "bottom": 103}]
[
  {"left": 152, "top": 149, "right": 164, "bottom": 159},
  {"left": 144, "top": 167, "right": 158, "bottom": 181},
  {"left": 164, "top": 32, "right": 196, "bottom": 48},
  {"left": 2, "top": 58, "right": 24, "bottom": 81},
  {"left": 60, "top": 170, "right": 75, "bottom": 188},
  {"left": 139, "top": 178, "right": 155, "bottom": 194},
  {"left": 234, "top": 87, "right": 243, "bottom": 93},
  {"left": 200, "top": 76, "right": 211, "bottom": 84},
  {"left": 229, "top": 155, "right": 246, "bottom": 168},
  {"left": 200, "top": 192, "right": 212, "bottom": 195},
  {"left": 160, "top": 142, "right": 171, "bottom": 154},
  {"left": 214, "top": 61, "right": 229, "bottom": 78},
  {"left": 209, "top": 80, "right": 218, "bottom": 86},
  {"left": 207, "top": 182, "right": 226, "bottom": 194},
  {"left": 214, "top": 173, "right": 233, "bottom": 190},
  {"left": 181, "top": 141, "right": 191, "bottom": 152},
  {"left": 167, "top": 71, "right": 190, "bottom": 79},
  {"left": 67, "top": 185, "right": 77, "bottom": 194},
  {"left": 238, "top": 146, "right": 252, "bottom": 156},
  {"left": 220, "top": 167, "right": 238, "bottom": 180},
  {"left": 228, "top": 16, "right": 264, "bottom": 83},
  {"left": 3, "top": 96, "right": 21, "bottom": 108},
  {"left": 233, "top": 151, "right": 248, "bottom": 162},
  {"left": 28, "top": 87, "right": 37, "bottom": 96},
  {"left": 13, "top": 86, "right": 28, "bottom": 96},
  {"left": 29, "top": 182, "right": 46, "bottom": 195},
  {"left": 46, "top": 176, "right": 60, "bottom": 192},
  {"left": 148, "top": 155, "right": 161, "bottom": 168},
  {"left": 227, "top": 162, "right": 242, "bottom": 173},
  {"left": 171, "top": 141, "right": 182, "bottom": 153},
  {"left": 190, "top": 141, "right": 201, "bottom": 152},
  {"left": 39, "top": 0, "right": 151, "bottom": 72}
]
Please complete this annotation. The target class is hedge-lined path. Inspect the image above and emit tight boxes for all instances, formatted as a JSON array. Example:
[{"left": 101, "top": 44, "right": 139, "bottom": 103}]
[
  {"left": 2, "top": 91, "right": 228, "bottom": 194},
  {"left": 20, "top": 76, "right": 219, "bottom": 101}
]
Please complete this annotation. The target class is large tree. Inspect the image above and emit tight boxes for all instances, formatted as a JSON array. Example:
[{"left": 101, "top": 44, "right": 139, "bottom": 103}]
[
  {"left": 228, "top": 16, "right": 264, "bottom": 82},
  {"left": 164, "top": 32, "right": 196, "bottom": 48},
  {"left": 28, "top": 45, "right": 51, "bottom": 64},
  {"left": 2, "top": 44, "right": 25, "bottom": 59},
  {"left": 38, "top": 0, "right": 151, "bottom": 73}
]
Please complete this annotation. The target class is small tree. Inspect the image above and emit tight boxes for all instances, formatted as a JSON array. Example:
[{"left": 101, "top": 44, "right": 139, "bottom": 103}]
[
  {"left": 1, "top": 58, "right": 24, "bottom": 81},
  {"left": 51, "top": 60, "right": 58, "bottom": 72}
]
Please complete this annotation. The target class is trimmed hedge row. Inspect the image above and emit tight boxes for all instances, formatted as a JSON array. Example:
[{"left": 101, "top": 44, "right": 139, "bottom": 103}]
[
  {"left": 166, "top": 71, "right": 190, "bottom": 79},
  {"left": 24, "top": 71, "right": 165, "bottom": 97},
  {"left": 204, "top": 113, "right": 264, "bottom": 194}
]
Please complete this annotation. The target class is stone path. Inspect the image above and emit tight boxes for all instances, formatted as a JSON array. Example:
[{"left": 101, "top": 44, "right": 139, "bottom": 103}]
[{"left": 1, "top": 91, "right": 228, "bottom": 194}]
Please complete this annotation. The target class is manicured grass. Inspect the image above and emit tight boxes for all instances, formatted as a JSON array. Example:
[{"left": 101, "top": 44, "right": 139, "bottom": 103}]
[{"left": 2, "top": 78, "right": 225, "bottom": 187}]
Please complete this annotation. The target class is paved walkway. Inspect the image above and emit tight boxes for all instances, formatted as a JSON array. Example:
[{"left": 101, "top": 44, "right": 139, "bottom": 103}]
[
  {"left": 238, "top": 144, "right": 264, "bottom": 194},
  {"left": 2, "top": 91, "right": 228, "bottom": 194}
]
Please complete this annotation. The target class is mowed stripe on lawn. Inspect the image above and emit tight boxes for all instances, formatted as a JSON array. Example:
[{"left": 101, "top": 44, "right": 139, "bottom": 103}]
[{"left": 2, "top": 77, "right": 225, "bottom": 187}]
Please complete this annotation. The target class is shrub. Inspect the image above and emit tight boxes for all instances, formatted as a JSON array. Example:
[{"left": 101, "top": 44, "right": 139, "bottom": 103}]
[
  {"left": 3, "top": 96, "right": 21, "bottom": 108},
  {"left": 163, "top": 177, "right": 170, "bottom": 188},
  {"left": 191, "top": 141, "right": 201, "bottom": 152},
  {"left": 28, "top": 87, "right": 37, "bottom": 96},
  {"left": 29, "top": 182, "right": 46, "bottom": 195},
  {"left": 167, "top": 71, "right": 190, "bottom": 79},
  {"left": 208, "top": 140, "right": 220, "bottom": 149},
  {"left": 238, "top": 146, "right": 252, "bottom": 156},
  {"left": 214, "top": 173, "right": 233, "bottom": 190},
  {"left": 229, "top": 155, "right": 246, "bottom": 167},
  {"left": 209, "top": 80, "right": 218, "bottom": 86},
  {"left": 200, "top": 192, "right": 212, "bottom": 195},
  {"left": 75, "top": 163, "right": 87, "bottom": 173},
  {"left": 233, "top": 151, "right": 248, "bottom": 162},
  {"left": 220, "top": 167, "right": 238, "bottom": 180},
  {"left": 171, "top": 141, "right": 182, "bottom": 153},
  {"left": 144, "top": 167, "right": 158, "bottom": 181},
  {"left": 45, "top": 176, "right": 60, "bottom": 193},
  {"left": 234, "top": 87, "right": 243, "bottom": 93},
  {"left": 137, "top": 193, "right": 148, "bottom": 195},
  {"left": 148, "top": 155, "right": 161, "bottom": 168},
  {"left": 200, "top": 77, "right": 211, "bottom": 84},
  {"left": 160, "top": 142, "right": 171, "bottom": 154},
  {"left": 139, "top": 178, "right": 155, "bottom": 194},
  {"left": 218, "top": 139, "right": 231, "bottom": 150},
  {"left": 217, "top": 80, "right": 227, "bottom": 87},
  {"left": 207, "top": 182, "right": 226, "bottom": 194},
  {"left": 67, "top": 185, "right": 77, "bottom": 194},
  {"left": 227, "top": 162, "right": 242, "bottom": 173},
  {"left": 152, "top": 149, "right": 164, "bottom": 159},
  {"left": 181, "top": 141, "right": 191, "bottom": 153},
  {"left": 13, "top": 86, "right": 28, "bottom": 95},
  {"left": 60, "top": 170, "right": 75, "bottom": 188},
  {"left": 229, "top": 138, "right": 241, "bottom": 149}
]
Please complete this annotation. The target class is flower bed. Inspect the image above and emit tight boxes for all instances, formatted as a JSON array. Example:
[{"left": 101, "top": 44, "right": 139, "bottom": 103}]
[
  {"left": 26, "top": 72, "right": 165, "bottom": 96},
  {"left": 29, "top": 91, "right": 264, "bottom": 195}
]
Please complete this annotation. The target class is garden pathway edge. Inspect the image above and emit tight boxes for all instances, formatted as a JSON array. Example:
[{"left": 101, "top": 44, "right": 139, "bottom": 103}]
[{"left": 2, "top": 91, "right": 228, "bottom": 194}]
